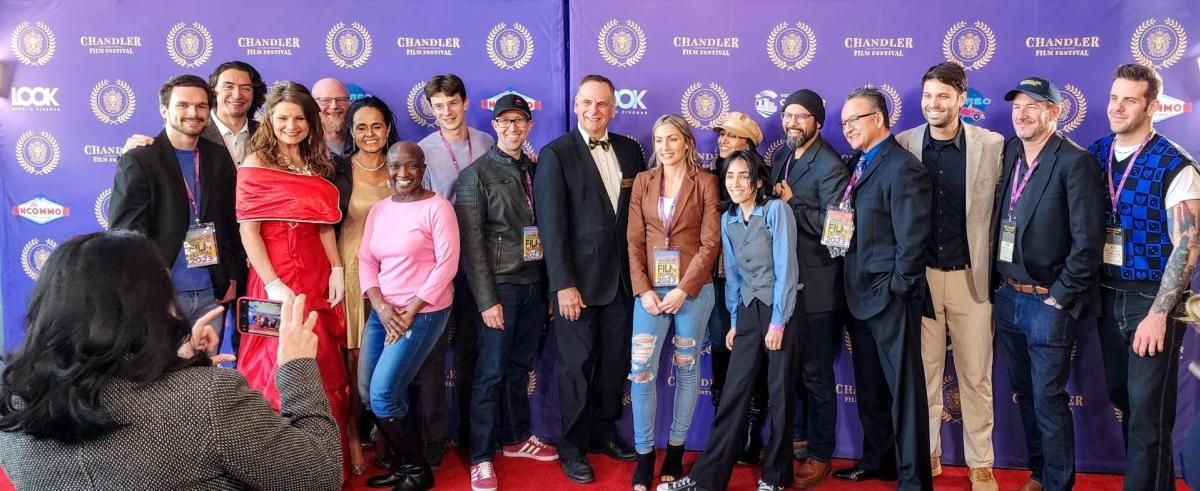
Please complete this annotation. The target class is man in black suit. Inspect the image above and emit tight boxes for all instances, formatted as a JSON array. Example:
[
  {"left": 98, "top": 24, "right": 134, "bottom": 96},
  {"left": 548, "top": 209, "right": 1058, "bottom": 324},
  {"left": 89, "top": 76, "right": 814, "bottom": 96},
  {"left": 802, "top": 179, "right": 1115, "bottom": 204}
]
[
  {"left": 990, "top": 78, "right": 1103, "bottom": 491},
  {"left": 768, "top": 89, "right": 849, "bottom": 488},
  {"left": 833, "top": 87, "right": 933, "bottom": 491},
  {"left": 110, "top": 74, "right": 244, "bottom": 354},
  {"left": 533, "top": 74, "right": 645, "bottom": 483}
]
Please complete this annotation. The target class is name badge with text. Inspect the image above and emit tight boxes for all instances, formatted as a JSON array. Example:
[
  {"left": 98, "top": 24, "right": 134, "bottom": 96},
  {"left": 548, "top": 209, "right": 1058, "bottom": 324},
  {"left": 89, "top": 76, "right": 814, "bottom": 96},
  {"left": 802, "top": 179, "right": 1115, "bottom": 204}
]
[
  {"left": 653, "top": 247, "right": 681, "bottom": 287},
  {"left": 183, "top": 222, "right": 220, "bottom": 268},
  {"left": 1104, "top": 226, "right": 1124, "bottom": 266},
  {"left": 998, "top": 220, "right": 1016, "bottom": 263},
  {"left": 821, "top": 207, "right": 854, "bottom": 250},
  {"left": 522, "top": 226, "right": 543, "bottom": 261}
]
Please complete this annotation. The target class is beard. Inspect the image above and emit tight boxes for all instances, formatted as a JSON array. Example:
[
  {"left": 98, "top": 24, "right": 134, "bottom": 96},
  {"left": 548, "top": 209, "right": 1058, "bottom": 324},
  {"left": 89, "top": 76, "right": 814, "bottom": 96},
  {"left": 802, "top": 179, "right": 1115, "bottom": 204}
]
[
  {"left": 171, "top": 119, "right": 206, "bottom": 137},
  {"left": 320, "top": 114, "right": 344, "bottom": 134},
  {"left": 786, "top": 129, "right": 810, "bottom": 150}
]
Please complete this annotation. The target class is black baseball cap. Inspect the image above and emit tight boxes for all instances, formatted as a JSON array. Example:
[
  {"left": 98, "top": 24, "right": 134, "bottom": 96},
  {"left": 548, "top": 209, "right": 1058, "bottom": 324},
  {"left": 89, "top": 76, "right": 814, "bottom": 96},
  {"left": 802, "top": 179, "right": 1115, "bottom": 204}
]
[
  {"left": 1004, "top": 77, "right": 1062, "bottom": 105},
  {"left": 492, "top": 93, "right": 532, "bottom": 119}
]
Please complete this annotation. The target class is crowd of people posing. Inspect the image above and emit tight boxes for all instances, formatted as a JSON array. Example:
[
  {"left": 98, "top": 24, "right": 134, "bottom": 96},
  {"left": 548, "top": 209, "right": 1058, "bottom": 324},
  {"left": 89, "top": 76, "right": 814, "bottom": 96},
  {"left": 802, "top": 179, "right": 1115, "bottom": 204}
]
[{"left": 0, "top": 58, "right": 1196, "bottom": 491}]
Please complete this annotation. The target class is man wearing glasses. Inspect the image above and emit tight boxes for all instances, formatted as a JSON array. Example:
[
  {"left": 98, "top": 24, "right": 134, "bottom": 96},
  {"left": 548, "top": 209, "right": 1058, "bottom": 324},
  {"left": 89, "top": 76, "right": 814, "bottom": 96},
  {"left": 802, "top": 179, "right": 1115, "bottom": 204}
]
[
  {"left": 312, "top": 78, "right": 352, "bottom": 157},
  {"left": 834, "top": 87, "right": 933, "bottom": 490},
  {"left": 767, "top": 89, "right": 848, "bottom": 489},
  {"left": 455, "top": 93, "right": 559, "bottom": 491},
  {"left": 415, "top": 73, "right": 496, "bottom": 467}
]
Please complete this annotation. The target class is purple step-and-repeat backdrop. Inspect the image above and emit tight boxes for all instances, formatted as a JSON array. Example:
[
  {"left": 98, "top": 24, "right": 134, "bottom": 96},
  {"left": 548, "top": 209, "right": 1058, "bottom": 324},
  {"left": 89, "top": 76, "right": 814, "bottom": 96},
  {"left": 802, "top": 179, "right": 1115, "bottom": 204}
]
[{"left": 2, "top": 0, "right": 1199, "bottom": 475}]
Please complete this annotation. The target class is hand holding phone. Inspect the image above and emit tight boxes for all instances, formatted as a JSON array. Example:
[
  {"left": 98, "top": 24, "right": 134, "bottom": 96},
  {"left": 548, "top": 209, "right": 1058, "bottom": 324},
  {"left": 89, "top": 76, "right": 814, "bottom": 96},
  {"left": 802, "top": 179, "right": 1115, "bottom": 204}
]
[{"left": 237, "top": 298, "right": 283, "bottom": 337}]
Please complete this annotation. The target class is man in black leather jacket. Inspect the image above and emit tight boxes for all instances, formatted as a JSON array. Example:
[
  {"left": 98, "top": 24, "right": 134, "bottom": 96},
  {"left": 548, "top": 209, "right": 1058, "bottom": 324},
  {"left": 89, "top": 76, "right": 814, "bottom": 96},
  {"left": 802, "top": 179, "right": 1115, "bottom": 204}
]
[{"left": 454, "top": 93, "right": 559, "bottom": 491}]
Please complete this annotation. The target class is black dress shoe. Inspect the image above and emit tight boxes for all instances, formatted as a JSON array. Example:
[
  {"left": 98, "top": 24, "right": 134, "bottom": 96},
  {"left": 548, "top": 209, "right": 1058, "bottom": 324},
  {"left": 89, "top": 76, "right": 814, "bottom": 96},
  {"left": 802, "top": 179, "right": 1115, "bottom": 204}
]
[
  {"left": 832, "top": 466, "right": 898, "bottom": 482},
  {"left": 561, "top": 456, "right": 595, "bottom": 484},
  {"left": 365, "top": 471, "right": 402, "bottom": 488},
  {"left": 595, "top": 439, "right": 637, "bottom": 461}
]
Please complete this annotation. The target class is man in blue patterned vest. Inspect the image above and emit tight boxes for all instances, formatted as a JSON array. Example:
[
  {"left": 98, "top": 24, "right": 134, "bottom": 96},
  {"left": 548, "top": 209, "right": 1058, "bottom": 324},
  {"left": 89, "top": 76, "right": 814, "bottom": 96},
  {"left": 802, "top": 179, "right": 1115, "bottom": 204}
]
[{"left": 1089, "top": 63, "right": 1200, "bottom": 491}]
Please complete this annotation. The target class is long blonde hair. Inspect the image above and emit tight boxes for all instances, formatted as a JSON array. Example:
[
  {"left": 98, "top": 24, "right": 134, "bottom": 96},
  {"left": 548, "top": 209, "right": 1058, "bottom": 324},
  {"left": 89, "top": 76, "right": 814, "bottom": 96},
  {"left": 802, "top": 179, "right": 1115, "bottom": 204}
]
[{"left": 648, "top": 114, "right": 700, "bottom": 170}]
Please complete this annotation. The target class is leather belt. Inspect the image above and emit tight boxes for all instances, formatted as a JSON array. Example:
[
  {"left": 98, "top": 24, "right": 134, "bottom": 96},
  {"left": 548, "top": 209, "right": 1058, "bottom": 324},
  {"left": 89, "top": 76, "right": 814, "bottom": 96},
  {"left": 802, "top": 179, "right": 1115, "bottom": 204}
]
[
  {"left": 930, "top": 264, "right": 969, "bottom": 272},
  {"left": 1006, "top": 278, "right": 1049, "bottom": 295}
]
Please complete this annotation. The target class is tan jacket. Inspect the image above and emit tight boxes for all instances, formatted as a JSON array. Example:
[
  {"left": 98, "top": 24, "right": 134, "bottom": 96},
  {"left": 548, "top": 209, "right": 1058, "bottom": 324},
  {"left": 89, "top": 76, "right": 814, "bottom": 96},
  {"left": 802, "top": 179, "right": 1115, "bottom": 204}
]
[
  {"left": 895, "top": 123, "right": 1004, "bottom": 302},
  {"left": 626, "top": 166, "right": 722, "bottom": 297}
]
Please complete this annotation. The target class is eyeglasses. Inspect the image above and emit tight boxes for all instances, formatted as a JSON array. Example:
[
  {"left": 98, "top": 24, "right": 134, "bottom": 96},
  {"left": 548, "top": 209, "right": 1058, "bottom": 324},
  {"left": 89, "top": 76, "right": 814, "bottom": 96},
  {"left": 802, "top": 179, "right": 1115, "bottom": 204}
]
[
  {"left": 315, "top": 97, "right": 350, "bottom": 108},
  {"left": 781, "top": 112, "right": 814, "bottom": 122},
  {"left": 838, "top": 111, "right": 879, "bottom": 128},
  {"left": 494, "top": 118, "right": 531, "bottom": 129}
]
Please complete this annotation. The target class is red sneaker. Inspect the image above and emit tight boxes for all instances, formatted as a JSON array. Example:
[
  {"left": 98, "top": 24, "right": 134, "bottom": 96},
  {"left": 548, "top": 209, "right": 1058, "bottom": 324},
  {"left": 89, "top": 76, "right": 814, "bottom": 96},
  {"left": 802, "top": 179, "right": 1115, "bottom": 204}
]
[
  {"left": 502, "top": 435, "right": 559, "bottom": 461},
  {"left": 471, "top": 461, "right": 498, "bottom": 491}
]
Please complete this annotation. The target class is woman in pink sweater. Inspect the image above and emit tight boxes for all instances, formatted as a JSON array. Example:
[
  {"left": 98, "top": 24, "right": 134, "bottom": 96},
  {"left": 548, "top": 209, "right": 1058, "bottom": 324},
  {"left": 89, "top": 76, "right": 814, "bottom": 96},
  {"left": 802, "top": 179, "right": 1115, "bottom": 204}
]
[{"left": 357, "top": 141, "right": 459, "bottom": 491}]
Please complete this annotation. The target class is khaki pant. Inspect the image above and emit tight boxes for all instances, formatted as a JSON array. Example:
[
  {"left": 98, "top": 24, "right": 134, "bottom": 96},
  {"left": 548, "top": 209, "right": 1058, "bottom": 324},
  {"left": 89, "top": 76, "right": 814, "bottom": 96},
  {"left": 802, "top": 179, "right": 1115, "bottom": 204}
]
[{"left": 922, "top": 267, "right": 995, "bottom": 468}]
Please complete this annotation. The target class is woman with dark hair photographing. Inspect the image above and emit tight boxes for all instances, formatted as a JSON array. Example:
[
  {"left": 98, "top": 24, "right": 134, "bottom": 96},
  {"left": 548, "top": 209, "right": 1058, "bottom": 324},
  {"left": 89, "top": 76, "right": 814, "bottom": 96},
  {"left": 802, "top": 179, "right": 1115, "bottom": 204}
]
[
  {"left": 0, "top": 231, "right": 341, "bottom": 490},
  {"left": 661, "top": 150, "right": 800, "bottom": 491}
]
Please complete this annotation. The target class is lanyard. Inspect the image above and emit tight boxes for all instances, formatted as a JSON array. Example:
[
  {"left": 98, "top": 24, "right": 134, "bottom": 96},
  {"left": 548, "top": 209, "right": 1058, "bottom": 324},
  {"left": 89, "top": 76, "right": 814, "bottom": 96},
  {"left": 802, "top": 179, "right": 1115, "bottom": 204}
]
[
  {"left": 658, "top": 175, "right": 678, "bottom": 246},
  {"left": 1007, "top": 157, "right": 1039, "bottom": 217},
  {"left": 839, "top": 157, "right": 866, "bottom": 204},
  {"left": 522, "top": 169, "right": 536, "bottom": 224},
  {"left": 1107, "top": 132, "right": 1155, "bottom": 214},
  {"left": 438, "top": 129, "right": 473, "bottom": 174},
  {"left": 182, "top": 150, "right": 201, "bottom": 224}
]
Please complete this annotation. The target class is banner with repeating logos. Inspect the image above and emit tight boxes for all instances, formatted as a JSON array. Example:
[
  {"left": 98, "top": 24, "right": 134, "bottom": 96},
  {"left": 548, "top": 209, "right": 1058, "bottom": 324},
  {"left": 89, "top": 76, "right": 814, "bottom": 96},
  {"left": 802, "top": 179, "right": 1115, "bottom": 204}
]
[
  {"left": 572, "top": 0, "right": 1198, "bottom": 474},
  {"left": 2, "top": 0, "right": 1199, "bottom": 478}
]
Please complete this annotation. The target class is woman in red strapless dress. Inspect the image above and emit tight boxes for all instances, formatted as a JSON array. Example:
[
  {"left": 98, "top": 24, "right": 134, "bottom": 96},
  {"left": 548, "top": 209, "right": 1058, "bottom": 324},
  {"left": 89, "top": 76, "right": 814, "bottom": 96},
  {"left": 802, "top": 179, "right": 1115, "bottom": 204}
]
[{"left": 235, "top": 81, "right": 350, "bottom": 481}]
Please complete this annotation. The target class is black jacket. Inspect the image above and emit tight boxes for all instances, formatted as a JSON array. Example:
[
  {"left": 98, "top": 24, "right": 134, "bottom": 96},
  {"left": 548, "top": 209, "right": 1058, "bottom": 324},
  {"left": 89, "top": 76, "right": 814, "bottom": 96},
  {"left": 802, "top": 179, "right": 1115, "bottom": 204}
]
[
  {"left": 534, "top": 129, "right": 645, "bottom": 306},
  {"left": 328, "top": 155, "right": 353, "bottom": 236},
  {"left": 771, "top": 135, "right": 850, "bottom": 314},
  {"left": 110, "top": 130, "right": 245, "bottom": 301},
  {"left": 989, "top": 132, "right": 1104, "bottom": 319},
  {"left": 455, "top": 146, "right": 546, "bottom": 312},
  {"left": 843, "top": 136, "right": 931, "bottom": 320}
]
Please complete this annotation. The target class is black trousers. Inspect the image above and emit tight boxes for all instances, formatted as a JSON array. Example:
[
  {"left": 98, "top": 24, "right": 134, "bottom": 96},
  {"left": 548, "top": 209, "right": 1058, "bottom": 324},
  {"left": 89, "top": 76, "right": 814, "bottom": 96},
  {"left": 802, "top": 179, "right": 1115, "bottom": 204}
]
[
  {"left": 796, "top": 309, "right": 843, "bottom": 460},
  {"left": 554, "top": 291, "right": 632, "bottom": 460},
  {"left": 691, "top": 299, "right": 800, "bottom": 491},
  {"left": 846, "top": 293, "right": 932, "bottom": 491},
  {"left": 416, "top": 273, "right": 479, "bottom": 459}
]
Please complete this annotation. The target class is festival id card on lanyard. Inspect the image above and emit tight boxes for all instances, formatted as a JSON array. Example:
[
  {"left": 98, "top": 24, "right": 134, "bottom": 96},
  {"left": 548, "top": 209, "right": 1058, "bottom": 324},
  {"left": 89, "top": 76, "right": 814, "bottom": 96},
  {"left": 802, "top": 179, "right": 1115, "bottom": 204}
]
[
  {"left": 653, "top": 180, "right": 681, "bottom": 287},
  {"left": 999, "top": 157, "right": 1038, "bottom": 263},
  {"left": 181, "top": 150, "right": 220, "bottom": 268},
  {"left": 519, "top": 170, "right": 544, "bottom": 261},
  {"left": 1103, "top": 132, "right": 1154, "bottom": 266},
  {"left": 821, "top": 161, "right": 863, "bottom": 257}
]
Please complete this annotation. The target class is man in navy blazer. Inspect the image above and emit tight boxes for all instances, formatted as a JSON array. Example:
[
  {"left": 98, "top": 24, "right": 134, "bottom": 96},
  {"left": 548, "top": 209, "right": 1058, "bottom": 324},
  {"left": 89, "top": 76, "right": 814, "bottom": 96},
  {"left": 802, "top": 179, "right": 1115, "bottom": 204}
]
[
  {"left": 833, "top": 87, "right": 933, "bottom": 491},
  {"left": 533, "top": 74, "right": 645, "bottom": 483}
]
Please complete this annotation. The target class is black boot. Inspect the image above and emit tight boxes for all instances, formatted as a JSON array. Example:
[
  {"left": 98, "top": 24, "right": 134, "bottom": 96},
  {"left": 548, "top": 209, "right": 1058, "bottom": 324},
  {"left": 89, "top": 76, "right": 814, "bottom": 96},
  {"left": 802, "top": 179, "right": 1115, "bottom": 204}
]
[
  {"left": 366, "top": 413, "right": 434, "bottom": 491},
  {"left": 737, "top": 397, "right": 764, "bottom": 465},
  {"left": 632, "top": 451, "right": 655, "bottom": 490},
  {"left": 660, "top": 444, "right": 685, "bottom": 482}
]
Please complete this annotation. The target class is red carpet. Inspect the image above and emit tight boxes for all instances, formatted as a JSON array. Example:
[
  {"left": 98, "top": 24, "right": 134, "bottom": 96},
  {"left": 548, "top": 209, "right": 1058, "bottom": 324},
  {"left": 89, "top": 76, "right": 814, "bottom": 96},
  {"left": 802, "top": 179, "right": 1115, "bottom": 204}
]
[{"left": 2, "top": 449, "right": 1189, "bottom": 490}]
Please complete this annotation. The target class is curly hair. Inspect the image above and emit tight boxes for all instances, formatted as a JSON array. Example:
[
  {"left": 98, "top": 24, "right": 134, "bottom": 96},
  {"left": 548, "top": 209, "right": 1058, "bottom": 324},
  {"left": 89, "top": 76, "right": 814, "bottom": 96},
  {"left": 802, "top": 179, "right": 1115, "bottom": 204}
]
[
  {"left": 250, "top": 81, "right": 334, "bottom": 177},
  {"left": 207, "top": 60, "right": 267, "bottom": 118}
]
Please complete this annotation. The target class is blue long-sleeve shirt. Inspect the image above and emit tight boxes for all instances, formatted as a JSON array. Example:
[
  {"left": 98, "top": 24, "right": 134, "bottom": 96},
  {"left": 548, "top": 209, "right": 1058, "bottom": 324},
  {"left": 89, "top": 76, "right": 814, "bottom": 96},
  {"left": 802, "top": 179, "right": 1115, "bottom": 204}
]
[{"left": 721, "top": 199, "right": 799, "bottom": 331}]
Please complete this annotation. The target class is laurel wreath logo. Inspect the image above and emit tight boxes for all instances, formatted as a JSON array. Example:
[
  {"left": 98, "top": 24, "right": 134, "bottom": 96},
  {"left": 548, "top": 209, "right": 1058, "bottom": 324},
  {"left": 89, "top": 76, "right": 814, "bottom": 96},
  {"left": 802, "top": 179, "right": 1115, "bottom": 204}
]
[
  {"left": 763, "top": 138, "right": 787, "bottom": 164},
  {"left": 843, "top": 331, "right": 854, "bottom": 354},
  {"left": 1058, "top": 83, "right": 1087, "bottom": 133},
  {"left": 15, "top": 130, "right": 61, "bottom": 176},
  {"left": 864, "top": 83, "right": 903, "bottom": 127},
  {"left": 95, "top": 188, "right": 112, "bottom": 229},
  {"left": 405, "top": 81, "right": 437, "bottom": 128},
  {"left": 486, "top": 22, "right": 534, "bottom": 70},
  {"left": 526, "top": 369, "right": 537, "bottom": 397},
  {"left": 680, "top": 82, "right": 731, "bottom": 129},
  {"left": 90, "top": 79, "right": 137, "bottom": 125},
  {"left": 942, "top": 20, "right": 996, "bottom": 71},
  {"left": 622, "top": 133, "right": 647, "bottom": 162},
  {"left": 1130, "top": 18, "right": 1188, "bottom": 69},
  {"left": 166, "top": 22, "right": 213, "bottom": 68},
  {"left": 10, "top": 21, "right": 56, "bottom": 66},
  {"left": 597, "top": 19, "right": 647, "bottom": 68},
  {"left": 940, "top": 375, "right": 963, "bottom": 423},
  {"left": 766, "top": 21, "right": 817, "bottom": 71},
  {"left": 22, "top": 238, "right": 58, "bottom": 280},
  {"left": 325, "top": 22, "right": 373, "bottom": 69}
]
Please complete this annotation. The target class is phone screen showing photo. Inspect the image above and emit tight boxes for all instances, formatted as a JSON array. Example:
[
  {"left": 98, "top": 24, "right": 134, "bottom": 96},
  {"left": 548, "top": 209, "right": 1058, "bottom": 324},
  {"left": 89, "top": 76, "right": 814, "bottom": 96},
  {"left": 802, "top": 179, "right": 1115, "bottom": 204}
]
[{"left": 238, "top": 298, "right": 282, "bottom": 337}]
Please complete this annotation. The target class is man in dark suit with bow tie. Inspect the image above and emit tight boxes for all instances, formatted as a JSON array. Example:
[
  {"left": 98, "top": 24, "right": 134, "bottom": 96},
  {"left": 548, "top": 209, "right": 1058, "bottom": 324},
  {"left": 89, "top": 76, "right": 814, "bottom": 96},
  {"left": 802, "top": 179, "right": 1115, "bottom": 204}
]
[
  {"left": 768, "top": 89, "right": 849, "bottom": 488},
  {"left": 990, "top": 77, "right": 1103, "bottom": 491},
  {"left": 833, "top": 86, "right": 933, "bottom": 491},
  {"left": 533, "top": 74, "right": 645, "bottom": 484}
]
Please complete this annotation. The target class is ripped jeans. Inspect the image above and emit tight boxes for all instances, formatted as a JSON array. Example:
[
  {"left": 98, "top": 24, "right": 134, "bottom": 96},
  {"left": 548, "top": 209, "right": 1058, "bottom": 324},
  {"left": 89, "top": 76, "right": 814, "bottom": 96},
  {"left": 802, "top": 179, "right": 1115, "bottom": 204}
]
[{"left": 629, "top": 283, "right": 715, "bottom": 454}]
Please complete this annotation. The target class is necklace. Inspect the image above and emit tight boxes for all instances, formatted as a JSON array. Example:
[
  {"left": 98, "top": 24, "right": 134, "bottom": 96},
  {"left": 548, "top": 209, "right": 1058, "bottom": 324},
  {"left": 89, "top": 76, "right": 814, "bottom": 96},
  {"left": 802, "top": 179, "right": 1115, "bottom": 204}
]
[
  {"left": 352, "top": 153, "right": 386, "bottom": 172},
  {"left": 279, "top": 153, "right": 312, "bottom": 175}
]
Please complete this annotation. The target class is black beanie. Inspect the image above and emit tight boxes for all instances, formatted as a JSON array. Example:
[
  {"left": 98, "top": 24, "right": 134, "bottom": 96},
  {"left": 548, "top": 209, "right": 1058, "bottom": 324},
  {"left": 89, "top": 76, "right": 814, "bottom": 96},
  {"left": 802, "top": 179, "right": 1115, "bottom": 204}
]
[{"left": 782, "top": 89, "right": 825, "bottom": 128}]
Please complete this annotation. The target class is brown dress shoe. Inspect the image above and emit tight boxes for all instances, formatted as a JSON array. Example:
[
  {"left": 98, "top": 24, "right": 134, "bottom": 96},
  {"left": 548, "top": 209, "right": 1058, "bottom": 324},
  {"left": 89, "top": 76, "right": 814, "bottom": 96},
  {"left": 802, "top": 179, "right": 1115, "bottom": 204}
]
[
  {"left": 1016, "top": 478, "right": 1044, "bottom": 491},
  {"left": 969, "top": 468, "right": 998, "bottom": 491},
  {"left": 792, "top": 458, "right": 832, "bottom": 488}
]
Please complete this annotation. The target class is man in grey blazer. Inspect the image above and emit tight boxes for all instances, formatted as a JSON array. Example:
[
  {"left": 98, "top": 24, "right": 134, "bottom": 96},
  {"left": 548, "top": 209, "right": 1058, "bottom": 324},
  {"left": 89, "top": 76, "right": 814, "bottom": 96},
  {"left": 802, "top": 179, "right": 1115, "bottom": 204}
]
[
  {"left": 895, "top": 62, "right": 1002, "bottom": 491},
  {"left": 202, "top": 60, "right": 265, "bottom": 165}
]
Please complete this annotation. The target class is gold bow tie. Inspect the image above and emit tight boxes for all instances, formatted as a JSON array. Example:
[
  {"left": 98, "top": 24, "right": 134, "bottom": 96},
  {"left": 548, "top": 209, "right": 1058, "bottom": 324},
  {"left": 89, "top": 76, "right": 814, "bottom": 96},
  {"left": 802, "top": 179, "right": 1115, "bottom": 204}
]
[{"left": 588, "top": 137, "right": 611, "bottom": 151}]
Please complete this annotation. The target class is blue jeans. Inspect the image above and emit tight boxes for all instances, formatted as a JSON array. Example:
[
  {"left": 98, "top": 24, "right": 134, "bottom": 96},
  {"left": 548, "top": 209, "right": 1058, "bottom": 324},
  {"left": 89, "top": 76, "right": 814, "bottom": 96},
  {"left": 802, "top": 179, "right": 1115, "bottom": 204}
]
[
  {"left": 469, "top": 282, "right": 547, "bottom": 464},
  {"left": 358, "top": 307, "right": 450, "bottom": 418},
  {"left": 994, "top": 284, "right": 1077, "bottom": 491},
  {"left": 177, "top": 288, "right": 224, "bottom": 353},
  {"left": 629, "top": 284, "right": 714, "bottom": 454}
]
